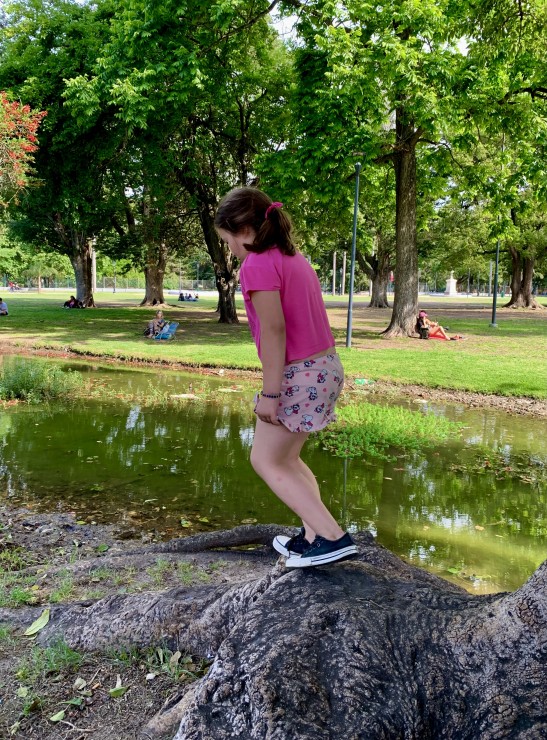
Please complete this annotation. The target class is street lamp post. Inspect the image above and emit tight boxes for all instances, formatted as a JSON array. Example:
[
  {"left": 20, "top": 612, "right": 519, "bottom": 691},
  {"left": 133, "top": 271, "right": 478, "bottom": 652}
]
[
  {"left": 346, "top": 162, "right": 361, "bottom": 348},
  {"left": 490, "top": 238, "right": 500, "bottom": 327},
  {"left": 113, "top": 260, "right": 117, "bottom": 293},
  {"left": 491, "top": 136, "right": 504, "bottom": 328}
]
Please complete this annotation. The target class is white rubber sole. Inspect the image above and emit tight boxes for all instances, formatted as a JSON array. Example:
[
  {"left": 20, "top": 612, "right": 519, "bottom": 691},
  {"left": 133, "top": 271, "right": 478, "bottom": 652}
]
[
  {"left": 273, "top": 535, "right": 301, "bottom": 558},
  {"left": 285, "top": 545, "right": 358, "bottom": 568}
]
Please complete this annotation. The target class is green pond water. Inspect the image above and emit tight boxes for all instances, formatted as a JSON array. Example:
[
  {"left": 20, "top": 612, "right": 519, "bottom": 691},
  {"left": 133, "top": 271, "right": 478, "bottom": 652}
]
[{"left": 1, "top": 357, "right": 546, "bottom": 594}]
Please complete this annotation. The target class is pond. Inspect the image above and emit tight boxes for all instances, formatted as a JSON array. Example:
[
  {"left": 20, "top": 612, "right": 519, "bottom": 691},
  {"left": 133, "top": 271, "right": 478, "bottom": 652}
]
[{"left": 1, "top": 356, "right": 546, "bottom": 595}]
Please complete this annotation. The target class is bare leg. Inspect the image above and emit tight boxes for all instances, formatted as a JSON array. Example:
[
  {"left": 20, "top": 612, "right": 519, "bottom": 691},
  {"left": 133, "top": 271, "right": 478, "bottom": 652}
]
[
  {"left": 296, "top": 459, "right": 321, "bottom": 541},
  {"left": 250, "top": 419, "right": 344, "bottom": 541},
  {"left": 430, "top": 325, "right": 449, "bottom": 340}
]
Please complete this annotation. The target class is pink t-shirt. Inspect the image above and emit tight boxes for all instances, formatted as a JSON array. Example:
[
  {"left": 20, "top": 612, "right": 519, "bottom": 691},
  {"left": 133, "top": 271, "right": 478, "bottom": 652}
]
[{"left": 240, "top": 248, "right": 335, "bottom": 363}]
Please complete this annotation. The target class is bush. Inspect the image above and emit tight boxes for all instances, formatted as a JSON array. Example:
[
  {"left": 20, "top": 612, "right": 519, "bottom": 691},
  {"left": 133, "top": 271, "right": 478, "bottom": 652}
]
[
  {"left": 318, "top": 401, "right": 461, "bottom": 459},
  {"left": 0, "top": 359, "right": 83, "bottom": 402}
]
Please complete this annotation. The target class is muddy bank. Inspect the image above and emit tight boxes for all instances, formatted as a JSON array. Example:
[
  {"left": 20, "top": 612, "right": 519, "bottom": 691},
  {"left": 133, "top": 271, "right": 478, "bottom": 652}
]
[{"left": 360, "top": 380, "right": 547, "bottom": 419}]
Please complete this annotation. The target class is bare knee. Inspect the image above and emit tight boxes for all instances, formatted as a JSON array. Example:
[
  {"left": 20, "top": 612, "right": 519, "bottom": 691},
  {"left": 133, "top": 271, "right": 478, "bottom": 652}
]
[
  {"left": 250, "top": 447, "right": 261, "bottom": 475},
  {"left": 250, "top": 447, "right": 271, "bottom": 479},
  {"left": 251, "top": 446, "right": 291, "bottom": 482}
]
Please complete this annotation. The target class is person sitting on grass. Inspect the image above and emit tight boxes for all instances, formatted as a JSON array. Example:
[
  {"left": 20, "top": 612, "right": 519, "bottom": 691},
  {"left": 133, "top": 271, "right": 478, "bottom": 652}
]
[
  {"left": 145, "top": 310, "right": 167, "bottom": 337},
  {"left": 0, "top": 297, "right": 8, "bottom": 316},
  {"left": 416, "top": 311, "right": 449, "bottom": 340},
  {"left": 63, "top": 295, "right": 83, "bottom": 309}
]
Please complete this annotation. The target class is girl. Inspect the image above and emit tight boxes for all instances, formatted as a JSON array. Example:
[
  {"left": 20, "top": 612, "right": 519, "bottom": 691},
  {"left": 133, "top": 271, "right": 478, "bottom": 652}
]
[
  {"left": 215, "top": 187, "right": 357, "bottom": 567},
  {"left": 416, "top": 310, "right": 449, "bottom": 340}
]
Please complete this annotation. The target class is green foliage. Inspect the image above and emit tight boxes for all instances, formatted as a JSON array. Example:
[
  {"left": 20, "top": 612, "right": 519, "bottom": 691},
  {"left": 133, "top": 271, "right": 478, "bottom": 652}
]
[
  {"left": 263, "top": 0, "right": 547, "bottom": 329},
  {"left": 0, "top": 546, "right": 35, "bottom": 571},
  {"left": 145, "top": 558, "right": 172, "bottom": 586},
  {"left": 319, "top": 401, "right": 461, "bottom": 460},
  {"left": 16, "top": 641, "right": 84, "bottom": 684},
  {"left": 109, "top": 644, "right": 210, "bottom": 681},
  {"left": 61, "top": 0, "right": 293, "bottom": 306},
  {"left": 0, "top": 359, "right": 84, "bottom": 402},
  {"left": 0, "top": 579, "right": 37, "bottom": 607},
  {"left": 450, "top": 449, "right": 547, "bottom": 487},
  {"left": 48, "top": 570, "right": 75, "bottom": 603},
  {"left": 0, "top": 0, "right": 122, "bottom": 305}
]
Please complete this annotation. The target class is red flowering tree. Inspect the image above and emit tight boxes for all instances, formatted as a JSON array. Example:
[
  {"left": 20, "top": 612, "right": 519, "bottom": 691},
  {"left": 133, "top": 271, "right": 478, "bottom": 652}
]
[{"left": 0, "top": 91, "right": 46, "bottom": 204}]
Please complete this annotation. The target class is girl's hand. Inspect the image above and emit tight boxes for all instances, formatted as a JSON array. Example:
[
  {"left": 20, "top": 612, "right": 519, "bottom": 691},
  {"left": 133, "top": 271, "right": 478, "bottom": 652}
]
[{"left": 254, "top": 395, "right": 281, "bottom": 425}]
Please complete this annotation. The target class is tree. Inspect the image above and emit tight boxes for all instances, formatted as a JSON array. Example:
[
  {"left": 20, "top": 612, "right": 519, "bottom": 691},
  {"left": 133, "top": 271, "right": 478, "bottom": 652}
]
[
  {"left": 0, "top": 0, "right": 121, "bottom": 307},
  {"left": 0, "top": 221, "right": 26, "bottom": 279},
  {"left": 104, "top": 146, "right": 193, "bottom": 306},
  {"left": 22, "top": 250, "right": 73, "bottom": 290},
  {"left": 0, "top": 91, "right": 45, "bottom": 205},
  {"left": 418, "top": 196, "right": 492, "bottom": 290},
  {"left": 272, "top": 1, "right": 469, "bottom": 334},
  {"left": 278, "top": 0, "right": 547, "bottom": 335},
  {"left": 67, "top": 0, "right": 291, "bottom": 321},
  {"left": 358, "top": 170, "right": 397, "bottom": 308},
  {"left": 2, "top": 525, "right": 546, "bottom": 739}
]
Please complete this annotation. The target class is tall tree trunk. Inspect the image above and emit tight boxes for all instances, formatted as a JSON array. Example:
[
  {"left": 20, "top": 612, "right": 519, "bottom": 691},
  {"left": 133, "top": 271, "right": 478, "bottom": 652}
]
[
  {"left": 140, "top": 242, "right": 167, "bottom": 306},
  {"left": 370, "top": 271, "right": 390, "bottom": 308},
  {"left": 196, "top": 198, "right": 239, "bottom": 324},
  {"left": 383, "top": 109, "right": 419, "bottom": 337},
  {"left": 69, "top": 238, "right": 95, "bottom": 307},
  {"left": 178, "top": 175, "right": 239, "bottom": 324},
  {"left": 361, "top": 237, "right": 392, "bottom": 309},
  {"left": 506, "top": 245, "right": 522, "bottom": 305},
  {"left": 505, "top": 248, "right": 543, "bottom": 309},
  {"left": 356, "top": 250, "right": 391, "bottom": 308},
  {"left": 521, "top": 256, "right": 541, "bottom": 307}
]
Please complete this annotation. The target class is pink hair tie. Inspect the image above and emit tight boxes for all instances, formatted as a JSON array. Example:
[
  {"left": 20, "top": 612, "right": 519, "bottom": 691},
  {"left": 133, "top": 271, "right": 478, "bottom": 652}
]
[{"left": 264, "top": 202, "right": 283, "bottom": 220}]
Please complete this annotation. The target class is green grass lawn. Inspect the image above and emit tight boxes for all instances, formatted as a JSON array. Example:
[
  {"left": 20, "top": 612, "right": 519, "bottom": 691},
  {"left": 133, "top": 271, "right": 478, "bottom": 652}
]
[{"left": 1, "top": 291, "right": 546, "bottom": 398}]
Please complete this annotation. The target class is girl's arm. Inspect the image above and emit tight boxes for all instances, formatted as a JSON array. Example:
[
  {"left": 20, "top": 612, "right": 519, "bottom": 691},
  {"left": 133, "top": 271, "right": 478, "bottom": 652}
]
[{"left": 250, "top": 290, "right": 286, "bottom": 425}]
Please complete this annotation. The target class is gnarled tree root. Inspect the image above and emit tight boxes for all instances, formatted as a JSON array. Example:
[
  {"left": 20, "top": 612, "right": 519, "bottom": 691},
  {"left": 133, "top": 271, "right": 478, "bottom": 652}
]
[{"left": 3, "top": 528, "right": 546, "bottom": 739}]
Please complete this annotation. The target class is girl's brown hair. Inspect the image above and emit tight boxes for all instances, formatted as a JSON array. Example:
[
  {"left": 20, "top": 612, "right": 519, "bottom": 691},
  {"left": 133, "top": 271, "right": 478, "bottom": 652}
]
[{"left": 214, "top": 187, "right": 296, "bottom": 256}]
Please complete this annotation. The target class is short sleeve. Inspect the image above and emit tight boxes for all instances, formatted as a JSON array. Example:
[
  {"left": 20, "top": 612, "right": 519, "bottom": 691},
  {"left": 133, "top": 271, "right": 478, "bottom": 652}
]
[{"left": 242, "top": 251, "right": 281, "bottom": 292}]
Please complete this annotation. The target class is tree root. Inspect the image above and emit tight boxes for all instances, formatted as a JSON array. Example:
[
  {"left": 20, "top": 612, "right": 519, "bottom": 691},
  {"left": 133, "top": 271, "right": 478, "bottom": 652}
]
[{"left": 2, "top": 528, "right": 546, "bottom": 739}]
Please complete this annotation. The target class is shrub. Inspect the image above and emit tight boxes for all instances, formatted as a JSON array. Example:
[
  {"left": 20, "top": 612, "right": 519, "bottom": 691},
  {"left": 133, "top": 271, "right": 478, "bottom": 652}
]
[
  {"left": 0, "top": 359, "right": 83, "bottom": 402},
  {"left": 318, "top": 401, "right": 461, "bottom": 459}
]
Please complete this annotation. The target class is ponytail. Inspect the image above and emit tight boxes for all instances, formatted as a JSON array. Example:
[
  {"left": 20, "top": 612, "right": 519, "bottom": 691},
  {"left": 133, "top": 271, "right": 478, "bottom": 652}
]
[{"left": 214, "top": 187, "right": 297, "bottom": 256}]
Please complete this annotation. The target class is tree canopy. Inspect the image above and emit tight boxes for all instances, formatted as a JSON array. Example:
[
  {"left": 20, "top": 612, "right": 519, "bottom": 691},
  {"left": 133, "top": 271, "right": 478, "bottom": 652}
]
[{"left": 1, "top": 0, "right": 546, "bottom": 316}]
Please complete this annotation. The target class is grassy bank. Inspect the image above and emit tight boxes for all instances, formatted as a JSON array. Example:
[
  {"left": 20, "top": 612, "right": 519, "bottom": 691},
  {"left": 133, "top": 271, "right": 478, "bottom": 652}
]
[{"left": 1, "top": 292, "right": 546, "bottom": 398}]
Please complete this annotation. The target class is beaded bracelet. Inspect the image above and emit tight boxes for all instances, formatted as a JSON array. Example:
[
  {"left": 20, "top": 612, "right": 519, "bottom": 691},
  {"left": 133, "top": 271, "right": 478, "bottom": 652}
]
[{"left": 261, "top": 391, "right": 281, "bottom": 399}]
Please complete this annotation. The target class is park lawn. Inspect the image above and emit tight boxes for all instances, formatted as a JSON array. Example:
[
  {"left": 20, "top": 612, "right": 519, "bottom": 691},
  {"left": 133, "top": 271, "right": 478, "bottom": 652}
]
[{"left": 1, "top": 292, "right": 546, "bottom": 398}]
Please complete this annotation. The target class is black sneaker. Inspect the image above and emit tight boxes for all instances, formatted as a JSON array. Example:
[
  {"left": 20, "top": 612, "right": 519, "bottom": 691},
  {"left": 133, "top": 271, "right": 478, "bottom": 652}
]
[
  {"left": 285, "top": 533, "right": 358, "bottom": 568},
  {"left": 272, "top": 527, "right": 308, "bottom": 558}
]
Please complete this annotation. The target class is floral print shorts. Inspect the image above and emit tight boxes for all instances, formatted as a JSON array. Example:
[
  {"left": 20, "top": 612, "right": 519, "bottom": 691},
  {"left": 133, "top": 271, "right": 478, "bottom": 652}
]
[{"left": 275, "top": 353, "right": 344, "bottom": 433}]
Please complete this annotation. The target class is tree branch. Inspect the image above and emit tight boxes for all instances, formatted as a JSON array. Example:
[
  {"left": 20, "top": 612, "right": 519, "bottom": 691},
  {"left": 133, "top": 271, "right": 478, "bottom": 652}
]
[
  {"left": 211, "top": 1, "right": 282, "bottom": 47},
  {"left": 499, "top": 86, "right": 547, "bottom": 103}
]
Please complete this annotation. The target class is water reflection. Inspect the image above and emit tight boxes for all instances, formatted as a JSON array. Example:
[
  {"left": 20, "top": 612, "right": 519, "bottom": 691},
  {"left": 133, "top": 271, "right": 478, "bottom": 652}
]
[{"left": 0, "top": 359, "right": 546, "bottom": 594}]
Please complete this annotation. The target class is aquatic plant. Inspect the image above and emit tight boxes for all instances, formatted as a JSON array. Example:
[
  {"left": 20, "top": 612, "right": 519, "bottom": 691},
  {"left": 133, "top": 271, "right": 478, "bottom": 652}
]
[
  {"left": 318, "top": 401, "right": 460, "bottom": 459},
  {"left": 0, "top": 359, "right": 83, "bottom": 402}
]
